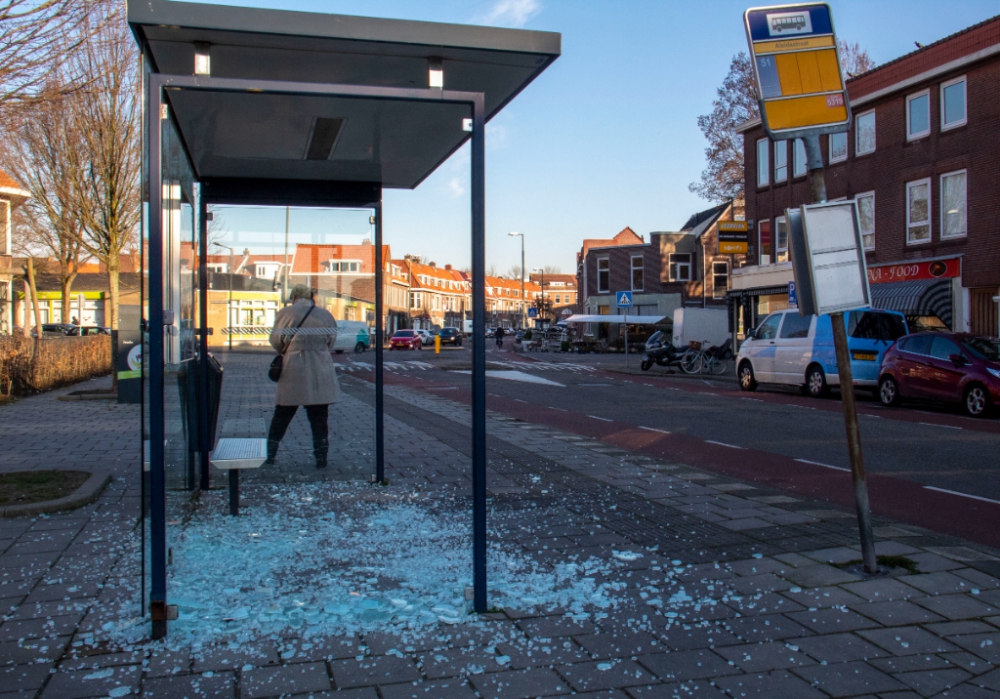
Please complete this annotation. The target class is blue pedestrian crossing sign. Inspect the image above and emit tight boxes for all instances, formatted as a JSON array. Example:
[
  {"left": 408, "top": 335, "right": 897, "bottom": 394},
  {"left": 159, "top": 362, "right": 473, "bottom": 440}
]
[
  {"left": 528, "top": 307, "right": 538, "bottom": 318},
  {"left": 616, "top": 291, "right": 633, "bottom": 308}
]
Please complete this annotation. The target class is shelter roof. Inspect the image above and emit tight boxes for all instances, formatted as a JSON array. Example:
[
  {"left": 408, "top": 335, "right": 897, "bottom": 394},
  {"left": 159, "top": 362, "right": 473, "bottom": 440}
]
[{"left": 128, "top": 0, "right": 560, "bottom": 190}]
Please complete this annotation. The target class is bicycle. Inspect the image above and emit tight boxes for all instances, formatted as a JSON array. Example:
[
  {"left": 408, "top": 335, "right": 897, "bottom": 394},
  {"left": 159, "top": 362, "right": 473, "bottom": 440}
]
[{"left": 681, "top": 340, "right": 733, "bottom": 375}]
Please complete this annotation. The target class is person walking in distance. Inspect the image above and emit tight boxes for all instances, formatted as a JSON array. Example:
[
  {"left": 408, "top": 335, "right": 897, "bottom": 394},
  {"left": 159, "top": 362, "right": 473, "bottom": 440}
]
[
  {"left": 265, "top": 285, "right": 339, "bottom": 469},
  {"left": 494, "top": 326, "right": 505, "bottom": 349}
]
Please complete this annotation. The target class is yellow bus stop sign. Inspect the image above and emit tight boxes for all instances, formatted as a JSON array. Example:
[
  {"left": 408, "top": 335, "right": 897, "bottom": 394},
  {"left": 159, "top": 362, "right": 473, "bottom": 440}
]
[{"left": 744, "top": 3, "right": 851, "bottom": 139}]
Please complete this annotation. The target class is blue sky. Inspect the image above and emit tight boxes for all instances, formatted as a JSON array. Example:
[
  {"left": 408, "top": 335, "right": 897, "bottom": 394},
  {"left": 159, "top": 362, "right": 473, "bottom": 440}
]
[{"left": 192, "top": 0, "right": 998, "bottom": 274}]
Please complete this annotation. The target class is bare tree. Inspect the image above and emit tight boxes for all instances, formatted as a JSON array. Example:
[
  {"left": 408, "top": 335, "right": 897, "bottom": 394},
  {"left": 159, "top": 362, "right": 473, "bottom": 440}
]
[
  {"left": 65, "top": 2, "right": 140, "bottom": 356},
  {"left": 506, "top": 264, "right": 522, "bottom": 280},
  {"left": 691, "top": 42, "right": 876, "bottom": 204},
  {"left": 486, "top": 263, "right": 499, "bottom": 277},
  {"left": 2, "top": 87, "right": 89, "bottom": 323},
  {"left": 0, "top": 1, "right": 99, "bottom": 112},
  {"left": 542, "top": 264, "right": 561, "bottom": 275}
]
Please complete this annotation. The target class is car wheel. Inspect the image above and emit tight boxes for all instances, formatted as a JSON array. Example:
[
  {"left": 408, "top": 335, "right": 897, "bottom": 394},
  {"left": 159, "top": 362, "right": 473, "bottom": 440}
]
[
  {"left": 963, "top": 384, "right": 991, "bottom": 417},
  {"left": 354, "top": 342, "right": 365, "bottom": 354},
  {"left": 335, "top": 349, "right": 344, "bottom": 354},
  {"left": 805, "top": 364, "right": 830, "bottom": 398},
  {"left": 879, "top": 375, "right": 900, "bottom": 407},
  {"left": 738, "top": 361, "right": 757, "bottom": 392}
]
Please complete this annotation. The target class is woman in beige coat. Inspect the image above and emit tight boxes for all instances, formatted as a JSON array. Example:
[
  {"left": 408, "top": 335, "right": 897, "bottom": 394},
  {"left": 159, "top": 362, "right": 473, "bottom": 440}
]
[{"left": 265, "top": 285, "right": 340, "bottom": 468}]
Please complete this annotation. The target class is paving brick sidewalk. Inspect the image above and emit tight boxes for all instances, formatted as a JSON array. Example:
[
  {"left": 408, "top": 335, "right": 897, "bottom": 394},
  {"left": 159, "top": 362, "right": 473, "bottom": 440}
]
[{"left": 2, "top": 356, "right": 1000, "bottom": 698}]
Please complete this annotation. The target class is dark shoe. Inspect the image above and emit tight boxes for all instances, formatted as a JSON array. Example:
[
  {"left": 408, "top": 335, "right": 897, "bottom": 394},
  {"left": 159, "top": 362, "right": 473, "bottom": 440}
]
[
  {"left": 264, "top": 438, "right": 280, "bottom": 466},
  {"left": 313, "top": 438, "right": 329, "bottom": 469}
]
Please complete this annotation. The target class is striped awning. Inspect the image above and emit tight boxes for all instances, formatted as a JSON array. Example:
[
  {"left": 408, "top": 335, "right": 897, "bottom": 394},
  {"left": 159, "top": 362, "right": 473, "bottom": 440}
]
[{"left": 870, "top": 278, "right": 953, "bottom": 328}]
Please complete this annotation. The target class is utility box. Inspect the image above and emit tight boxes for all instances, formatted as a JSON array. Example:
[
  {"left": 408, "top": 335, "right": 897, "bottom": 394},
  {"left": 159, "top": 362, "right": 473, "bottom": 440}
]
[{"left": 672, "top": 308, "right": 729, "bottom": 348}]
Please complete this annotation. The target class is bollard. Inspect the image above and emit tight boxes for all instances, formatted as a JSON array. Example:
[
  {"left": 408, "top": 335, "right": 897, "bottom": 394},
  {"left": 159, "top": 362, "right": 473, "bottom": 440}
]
[{"left": 435, "top": 333, "right": 441, "bottom": 354}]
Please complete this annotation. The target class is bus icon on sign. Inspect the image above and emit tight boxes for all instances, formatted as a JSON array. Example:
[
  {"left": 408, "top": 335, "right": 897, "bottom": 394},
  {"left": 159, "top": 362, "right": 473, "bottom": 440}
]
[{"left": 767, "top": 11, "right": 812, "bottom": 36}]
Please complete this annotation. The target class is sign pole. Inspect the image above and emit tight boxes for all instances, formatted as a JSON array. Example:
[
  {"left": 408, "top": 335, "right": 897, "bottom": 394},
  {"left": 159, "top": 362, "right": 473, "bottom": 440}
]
[
  {"left": 624, "top": 312, "right": 628, "bottom": 368},
  {"left": 803, "top": 134, "right": 877, "bottom": 575}
]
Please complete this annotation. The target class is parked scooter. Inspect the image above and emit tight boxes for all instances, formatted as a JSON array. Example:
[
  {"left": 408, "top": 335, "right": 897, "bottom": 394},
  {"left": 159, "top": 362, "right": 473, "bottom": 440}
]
[{"left": 640, "top": 330, "right": 688, "bottom": 371}]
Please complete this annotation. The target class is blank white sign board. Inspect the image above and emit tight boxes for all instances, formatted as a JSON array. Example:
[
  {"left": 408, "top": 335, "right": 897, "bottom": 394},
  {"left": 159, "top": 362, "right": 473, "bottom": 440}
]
[{"left": 800, "top": 201, "right": 871, "bottom": 315}]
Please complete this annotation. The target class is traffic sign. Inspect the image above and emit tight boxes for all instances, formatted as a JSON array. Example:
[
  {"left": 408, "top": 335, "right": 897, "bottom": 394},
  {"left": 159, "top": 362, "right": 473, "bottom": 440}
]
[
  {"left": 787, "top": 280, "right": 797, "bottom": 308},
  {"left": 616, "top": 291, "right": 633, "bottom": 308},
  {"left": 744, "top": 3, "right": 851, "bottom": 139},
  {"left": 527, "top": 307, "right": 538, "bottom": 318},
  {"left": 717, "top": 220, "right": 749, "bottom": 255}
]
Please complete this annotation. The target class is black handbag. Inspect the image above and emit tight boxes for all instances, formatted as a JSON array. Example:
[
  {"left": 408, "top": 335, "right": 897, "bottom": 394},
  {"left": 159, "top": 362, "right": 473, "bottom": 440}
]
[{"left": 268, "top": 304, "right": 315, "bottom": 382}]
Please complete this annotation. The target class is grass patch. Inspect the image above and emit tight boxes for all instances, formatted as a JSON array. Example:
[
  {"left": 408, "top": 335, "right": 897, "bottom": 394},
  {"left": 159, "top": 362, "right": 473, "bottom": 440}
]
[
  {"left": 0, "top": 470, "right": 91, "bottom": 506},
  {"left": 838, "top": 554, "right": 919, "bottom": 574}
]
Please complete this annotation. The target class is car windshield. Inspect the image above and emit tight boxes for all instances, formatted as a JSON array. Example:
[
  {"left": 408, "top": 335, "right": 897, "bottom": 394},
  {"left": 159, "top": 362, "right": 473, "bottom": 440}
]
[
  {"left": 394, "top": 331, "right": 413, "bottom": 337},
  {"left": 848, "top": 311, "right": 907, "bottom": 342},
  {"left": 963, "top": 337, "right": 1000, "bottom": 361}
]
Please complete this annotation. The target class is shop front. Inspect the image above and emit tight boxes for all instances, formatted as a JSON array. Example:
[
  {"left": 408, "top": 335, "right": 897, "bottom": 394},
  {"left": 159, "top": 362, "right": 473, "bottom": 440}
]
[{"left": 867, "top": 257, "right": 962, "bottom": 333}]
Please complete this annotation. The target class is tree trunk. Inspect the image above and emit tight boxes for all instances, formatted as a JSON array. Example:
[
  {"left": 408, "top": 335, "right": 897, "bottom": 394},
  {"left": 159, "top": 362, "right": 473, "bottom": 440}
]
[
  {"left": 107, "top": 261, "right": 120, "bottom": 391},
  {"left": 60, "top": 272, "right": 77, "bottom": 324},
  {"left": 22, "top": 279, "right": 32, "bottom": 338},
  {"left": 26, "top": 258, "right": 43, "bottom": 334}
]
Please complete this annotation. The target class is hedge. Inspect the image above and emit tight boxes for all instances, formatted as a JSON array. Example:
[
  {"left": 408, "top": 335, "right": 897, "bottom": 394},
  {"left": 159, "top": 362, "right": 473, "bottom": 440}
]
[{"left": 0, "top": 335, "right": 112, "bottom": 397}]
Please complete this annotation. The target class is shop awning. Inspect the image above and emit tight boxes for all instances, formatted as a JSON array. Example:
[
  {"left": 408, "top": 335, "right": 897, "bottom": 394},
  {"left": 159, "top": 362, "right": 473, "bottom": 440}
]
[
  {"left": 870, "top": 278, "right": 953, "bottom": 328},
  {"left": 565, "top": 314, "right": 668, "bottom": 324}
]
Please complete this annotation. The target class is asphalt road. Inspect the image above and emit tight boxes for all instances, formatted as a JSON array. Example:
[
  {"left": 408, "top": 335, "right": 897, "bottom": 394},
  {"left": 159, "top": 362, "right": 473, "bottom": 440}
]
[{"left": 337, "top": 344, "right": 1000, "bottom": 547}]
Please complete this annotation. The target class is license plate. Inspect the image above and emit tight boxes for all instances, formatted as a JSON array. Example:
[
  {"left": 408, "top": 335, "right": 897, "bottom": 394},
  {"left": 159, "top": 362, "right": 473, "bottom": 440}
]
[{"left": 852, "top": 352, "right": 877, "bottom": 361}]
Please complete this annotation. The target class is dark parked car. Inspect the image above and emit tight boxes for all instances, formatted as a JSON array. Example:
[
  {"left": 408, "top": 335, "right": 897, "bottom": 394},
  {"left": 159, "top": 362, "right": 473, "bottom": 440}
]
[
  {"left": 878, "top": 333, "right": 1000, "bottom": 417},
  {"left": 66, "top": 326, "right": 111, "bottom": 336},
  {"left": 389, "top": 329, "right": 422, "bottom": 351},
  {"left": 439, "top": 327, "right": 462, "bottom": 346},
  {"left": 31, "top": 323, "right": 75, "bottom": 337}
]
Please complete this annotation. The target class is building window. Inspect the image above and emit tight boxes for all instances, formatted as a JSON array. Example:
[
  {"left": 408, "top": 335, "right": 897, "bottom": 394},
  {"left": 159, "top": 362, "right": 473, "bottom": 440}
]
[
  {"left": 941, "top": 170, "right": 967, "bottom": 239},
  {"left": 941, "top": 76, "right": 967, "bottom": 130},
  {"left": 669, "top": 253, "right": 691, "bottom": 282},
  {"left": 776, "top": 216, "right": 788, "bottom": 262},
  {"left": 758, "top": 220, "right": 771, "bottom": 265},
  {"left": 829, "top": 132, "right": 847, "bottom": 163},
  {"left": 792, "top": 139, "right": 807, "bottom": 177},
  {"left": 906, "top": 89, "right": 931, "bottom": 140},
  {"left": 774, "top": 141, "right": 788, "bottom": 183},
  {"left": 756, "top": 138, "right": 769, "bottom": 187},
  {"left": 712, "top": 261, "right": 729, "bottom": 299},
  {"left": 906, "top": 178, "right": 932, "bottom": 245},
  {"left": 856, "top": 110, "right": 875, "bottom": 155},
  {"left": 856, "top": 191, "right": 875, "bottom": 251},
  {"left": 631, "top": 255, "right": 644, "bottom": 291},
  {"left": 597, "top": 258, "right": 609, "bottom": 293}
]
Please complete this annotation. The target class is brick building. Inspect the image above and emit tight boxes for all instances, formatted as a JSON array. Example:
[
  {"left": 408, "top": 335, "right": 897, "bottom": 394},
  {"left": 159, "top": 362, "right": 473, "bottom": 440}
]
[
  {"left": 530, "top": 272, "right": 578, "bottom": 320},
  {"left": 576, "top": 203, "right": 743, "bottom": 330},
  {"left": 736, "top": 14, "right": 1000, "bottom": 337}
]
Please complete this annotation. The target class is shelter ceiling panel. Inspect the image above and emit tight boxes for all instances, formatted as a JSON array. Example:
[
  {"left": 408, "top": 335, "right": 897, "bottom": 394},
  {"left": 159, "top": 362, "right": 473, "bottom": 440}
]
[{"left": 166, "top": 90, "right": 470, "bottom": 188}]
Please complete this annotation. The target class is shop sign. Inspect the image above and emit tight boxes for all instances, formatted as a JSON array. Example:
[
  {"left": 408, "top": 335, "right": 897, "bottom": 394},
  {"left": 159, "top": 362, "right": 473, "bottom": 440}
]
[
  {"left": 867, "top": 258, "right": 960, "bottom": 284},
  {"left": 718, "top": 221, "right": 750, "bottom": 254}
]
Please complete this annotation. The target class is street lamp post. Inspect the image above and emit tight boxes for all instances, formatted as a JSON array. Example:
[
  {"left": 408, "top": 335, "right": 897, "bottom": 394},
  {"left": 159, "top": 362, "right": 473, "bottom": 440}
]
[{"left": 508, "top": 231, "right": 524, "bottom": 330}]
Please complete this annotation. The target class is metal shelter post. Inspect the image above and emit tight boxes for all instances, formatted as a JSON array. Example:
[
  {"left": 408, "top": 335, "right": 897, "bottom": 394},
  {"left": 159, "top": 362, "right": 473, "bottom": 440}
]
[
  {"left": 146, "top": 76, "right": 168, "bottom": 640},
  {"left": 471, "top": 93, "right": 488, "bottom": 613},
  {"left": 374, "top": 202, "right": 385, "bottom": 483},
  {"left": 803, "top": 134, "right": 877, "bottom": 575},
  {"left": 198, "top": 195, "right": 211, "bottom": 491}
]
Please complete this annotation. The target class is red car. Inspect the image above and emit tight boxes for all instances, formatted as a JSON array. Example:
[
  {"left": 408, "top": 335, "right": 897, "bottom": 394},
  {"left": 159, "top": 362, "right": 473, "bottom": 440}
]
[
  {"left": 878, "top": 332, "right": 1000, "bottom": 417},
  {"left": 389, "top": 330, "right": 422, "bottom": 350}
]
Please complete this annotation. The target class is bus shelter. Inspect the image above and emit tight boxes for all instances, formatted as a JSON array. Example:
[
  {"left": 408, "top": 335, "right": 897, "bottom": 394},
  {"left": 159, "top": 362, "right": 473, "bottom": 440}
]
[{"left": 129, "top": 0, "right": 559, "bottom": 639}]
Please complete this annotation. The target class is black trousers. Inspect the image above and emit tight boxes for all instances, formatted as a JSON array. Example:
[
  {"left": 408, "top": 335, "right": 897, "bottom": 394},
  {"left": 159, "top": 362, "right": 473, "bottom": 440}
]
[{"left": 268, "top": 404, "right": 329, "bottom": 446}]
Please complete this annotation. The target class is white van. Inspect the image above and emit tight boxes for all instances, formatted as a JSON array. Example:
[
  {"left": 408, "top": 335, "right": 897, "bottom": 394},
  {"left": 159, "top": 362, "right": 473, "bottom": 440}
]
[
  {"left": 332, "top": 320, "right": 370, "bottom": 354},
  {"left": 737, "top": 308, "right": 908, "bottom": 398}
]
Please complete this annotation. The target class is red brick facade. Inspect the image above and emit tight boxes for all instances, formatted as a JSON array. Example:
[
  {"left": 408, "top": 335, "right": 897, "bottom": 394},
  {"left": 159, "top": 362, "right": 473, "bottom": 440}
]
[{"left": 741, "top": 15, "right": 1000, "bottom": 335}]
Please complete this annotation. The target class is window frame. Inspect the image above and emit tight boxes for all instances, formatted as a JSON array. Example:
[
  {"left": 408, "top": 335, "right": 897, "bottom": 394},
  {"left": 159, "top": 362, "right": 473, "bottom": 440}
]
[
  {"left": 828, "top": 131, "right": 848, "bottom": 164},
  {"left": 940, "top": 76, "right": 967, "bottom": 131},
  {"left": 630, "top": 255, "right": 644, "bottom": 292},
  {"left": 756, "top": 138, "right": 770, "bottom": 188},
  {"left": 775, "top": 215, "right": 789, "bottom": 263},
  {"left": 906, "top": 89, "right": 931, "bottom": 141},
  {"left": 758, "top": 219, "right": 771, "bottom": 265},
  {"left": 940, "top": 168, "right": 967, "bottom": 240},
  {"left": 773, "top": 140, "right": 788, "bottom": 183},
  {"left": 855, "top": 109, "right": 876, "bottom": 156},
  {"left": 711, "top": 260, "right": 729, "bottom": 299},
  {"left": 668, "top": 253, "right": 692, "bottom": 282},
  {"left": 596, "top": 257, "right": 610, "bottom": 294},
  {"left": 856, "top": 190, "right": 875, "bottom": 251},
  {"left": 906, "top": 177, "right": 933, "bottom": 246}
]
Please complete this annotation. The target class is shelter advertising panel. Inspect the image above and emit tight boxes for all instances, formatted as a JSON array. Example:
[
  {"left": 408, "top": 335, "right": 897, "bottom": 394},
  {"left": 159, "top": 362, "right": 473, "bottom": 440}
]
[{"left": 744, "top": 3, "right": 850, "bottom": 139}]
